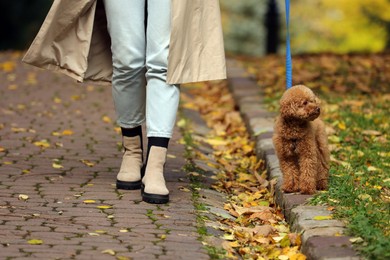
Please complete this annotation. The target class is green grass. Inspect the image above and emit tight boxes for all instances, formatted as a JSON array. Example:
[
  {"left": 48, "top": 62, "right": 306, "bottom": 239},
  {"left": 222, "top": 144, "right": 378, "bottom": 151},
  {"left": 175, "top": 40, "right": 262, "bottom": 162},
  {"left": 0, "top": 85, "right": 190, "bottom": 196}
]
[{"left": 311, "top": 95, "right": 390, "bottom": 259}]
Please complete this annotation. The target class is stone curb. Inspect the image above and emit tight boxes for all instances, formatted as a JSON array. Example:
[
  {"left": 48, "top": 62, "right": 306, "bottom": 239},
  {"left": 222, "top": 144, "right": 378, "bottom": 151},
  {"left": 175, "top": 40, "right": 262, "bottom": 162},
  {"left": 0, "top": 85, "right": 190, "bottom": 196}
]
[{"left": 226, "top": 59, "right": 361, "bottom": 260}]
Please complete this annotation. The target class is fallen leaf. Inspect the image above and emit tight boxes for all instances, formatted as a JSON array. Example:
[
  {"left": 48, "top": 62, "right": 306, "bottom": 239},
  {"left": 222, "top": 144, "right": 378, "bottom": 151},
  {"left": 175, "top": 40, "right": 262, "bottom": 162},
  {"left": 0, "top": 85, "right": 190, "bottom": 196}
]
[
  {"left": 313, "top": 215, "right": 332, "bottom": 220},
  {"left": 33, "top": 140, "right": 50, "bottom": 148},
  {"left": 116, "top": 256, "right": 131, "bottom": 260},
  {"left": 102, "top": 116, "right": 112, "bottom": 123},
  {"left": 80, "top": 159, "right": 95, "bottom": 167},
  {"left": 101, "top": 249, "right": 116, "bottom": 256},
  {"left": 52, "top": 162, "right": 63, "bottom": 169},
  {"left": 349, "top": 237, "right": 364, "bottom": 244},
  {"left": 18, "top": 194, "right": 29, "bottom": 201},
  {"left": 358, "top": 194, "right": 372, "bottom": 201},
  {"left": 62, "top": 129, "right": 74, "bottom": 135},
  {"left": 83, "top": 200, "right": 96, "bottom": 204},
  {"left": 362, "top": 130, "right": 382, "bottom": 136},
  {"left": 27, "top": 239, "right": 43, "bottom": 245},
  {"left": 97, "top": 205, "right": 113, "bottom": 209}
]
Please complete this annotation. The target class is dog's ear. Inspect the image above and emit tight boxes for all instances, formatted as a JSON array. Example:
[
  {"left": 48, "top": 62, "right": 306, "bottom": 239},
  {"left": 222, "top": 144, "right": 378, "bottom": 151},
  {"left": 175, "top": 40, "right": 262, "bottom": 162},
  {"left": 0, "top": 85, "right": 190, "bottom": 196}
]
[{"left": 279, "top": 99, "right": 294, "bottom": 119}]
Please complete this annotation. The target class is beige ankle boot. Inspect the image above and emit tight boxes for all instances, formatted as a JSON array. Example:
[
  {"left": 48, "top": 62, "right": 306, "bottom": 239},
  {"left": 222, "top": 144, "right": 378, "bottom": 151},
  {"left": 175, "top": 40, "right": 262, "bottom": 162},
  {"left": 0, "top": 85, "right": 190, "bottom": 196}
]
[
  {"left": 116, "top": 136, "right": 143, "bottom": 190},
  {"left": 142, "top": 146, "right": 169, "bottom": 204}
]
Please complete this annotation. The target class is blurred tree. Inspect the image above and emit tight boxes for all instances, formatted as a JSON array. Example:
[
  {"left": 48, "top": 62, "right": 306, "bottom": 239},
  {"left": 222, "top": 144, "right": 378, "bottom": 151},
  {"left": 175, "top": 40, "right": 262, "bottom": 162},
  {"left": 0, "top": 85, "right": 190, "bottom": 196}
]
[
  {"left": 0, "top": 1, "right": 52, "bottom": 50},
  {"left": 220, "top": 0, "right": 389, "bottom": 55},
  {"left": 220, "top": 0, "right": 270, "bottom": 56},
  {"left": 363, "top": 0, "right": 390, "bottom": 49},
  {"left": 290, "top": 0, "right": 389, "bottom": 53}
]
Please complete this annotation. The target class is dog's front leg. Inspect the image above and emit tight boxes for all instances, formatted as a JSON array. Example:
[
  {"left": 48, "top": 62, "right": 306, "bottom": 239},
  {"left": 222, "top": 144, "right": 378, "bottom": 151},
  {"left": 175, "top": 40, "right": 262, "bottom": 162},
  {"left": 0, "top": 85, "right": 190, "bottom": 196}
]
[
  {"left": 280, "top": 157, "right": 300, "bottom": 193},
  {"left": 298, "top": 153, "right": 317, "bottom": 194}
]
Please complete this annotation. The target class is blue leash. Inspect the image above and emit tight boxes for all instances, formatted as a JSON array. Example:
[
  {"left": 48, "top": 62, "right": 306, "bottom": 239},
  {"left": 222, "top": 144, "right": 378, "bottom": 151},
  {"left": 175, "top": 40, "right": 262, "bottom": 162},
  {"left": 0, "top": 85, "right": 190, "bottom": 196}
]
[{"left": 285, "top": 0, "right": 292, "bottom": 89}]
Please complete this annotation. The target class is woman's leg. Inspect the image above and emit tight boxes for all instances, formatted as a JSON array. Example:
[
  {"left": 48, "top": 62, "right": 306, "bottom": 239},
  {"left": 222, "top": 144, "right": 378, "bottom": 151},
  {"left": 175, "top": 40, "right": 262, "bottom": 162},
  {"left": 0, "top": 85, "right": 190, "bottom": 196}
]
[
  {"left": 142, "top": 0, "right": 180, "bottom": 204},
  {"left": 103, "top": 0, "right": 147, "bottom": 189},
  {"left": 145, "top": 0, "right": 180, "bottom": 139}
]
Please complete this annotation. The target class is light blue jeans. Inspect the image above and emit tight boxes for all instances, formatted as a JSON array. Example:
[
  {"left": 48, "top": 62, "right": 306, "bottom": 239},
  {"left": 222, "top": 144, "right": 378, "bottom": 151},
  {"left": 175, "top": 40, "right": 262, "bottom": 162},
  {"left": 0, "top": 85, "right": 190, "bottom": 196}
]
[{"left": 103, "top": 0, "right": 180, "bottom": 138}]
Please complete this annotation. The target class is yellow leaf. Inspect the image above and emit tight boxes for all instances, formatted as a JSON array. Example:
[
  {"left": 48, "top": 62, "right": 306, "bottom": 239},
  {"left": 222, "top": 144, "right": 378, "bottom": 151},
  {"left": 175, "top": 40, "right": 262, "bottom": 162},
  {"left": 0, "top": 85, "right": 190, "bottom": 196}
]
[
  {"left": 62, "top": 129, "right": 74, "bottom": 135},
  {"left": 71, "top": 95, "right": 81, "bottom": 101},
  {"left": 116, "top": 256, "right": 131, "bottom": 260},
  {"left": 116, "top": 255, "right": 131, "bottom": 260},
  {"left": 53, "top": 97, "right": 62, "bottom": 104},
  {"left": 95, "top": 230, "right": 107, "bottom": 234},
  {"left": 349, "top": 237, "right": 364, "bottom": 244},
  {"left": 337, "top": 121, "right": 346, "bottom": 130},
  {"left": 222, "top": 233, "right": 235, "bottom": 241},
  {"left": 80, "top": 159, "right": 95, "bottom": 167},
  {"left": 328, "top": 135, "right": 341, "bottom": 143},
  {"left": 119, "top": 229, "right": 129, "bottom": 233},
  {"left": 367, "top": 166, "right": 379, "bottom": 172},
  {"left": 18, "top": 194, "right": 29, "bottom": 201},
  {"left": 33, "top": 140, "right": 50, "bottom": 148},
  {"left": 83, "top": 200, "right": 96, "bottom": 204},
  {"left": 8, "top": 84, "right": 18, "bottom": 90},
  {"left": 176, "top": 118, "right": 187, "bottom": 128},
  {"left": 97, "top": 205, "right": 113, "bottom": 209},
  {"left": 313, "top": 215, "right": 332, "bottom": 220},
  {"left": 101, "top": 249, "right": 116, "bottom": 256},
  {"left": 167, "top": 154, "right": 176, "bottom": 158},
  {"left": 52, "top": 162, "right": 63, "bottom": 169},
  {"left": 27, "top": 239, "right": 43, "bottom": 245},
  {"left": 51, "top": 131, "right": 61, "bottom": 136},
  {"left": 160, "top": 234, "right": 167, "bottom": 240},
  {"left": 236, "top": 172, "right": 256, "bottom": 183},
  {"left": 88, "top": 233, "right": 100, "bottom": 236},
  {"left": 229, "top": 241, "right": 240, "bottom": 248},
  {"left": 11, "top": 127, "right": 27, "bottom": 133},
  {"left": 358, "top": 194, "right": 372, "bottom": 201},
  {"left": 378, "top": 152, "right": 390, "bottom": 157},
  {"left": 102, "top": 116, "right": 112, "bottom": 123},
  {"left": 205, "top": 138, "right": 228, "bottom": 146}
]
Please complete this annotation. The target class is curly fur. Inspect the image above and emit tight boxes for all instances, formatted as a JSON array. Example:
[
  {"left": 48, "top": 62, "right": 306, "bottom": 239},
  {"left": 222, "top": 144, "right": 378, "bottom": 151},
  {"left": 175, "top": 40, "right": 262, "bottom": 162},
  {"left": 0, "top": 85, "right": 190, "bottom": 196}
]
[{"left": 273, "top": 85, "right": 330, "bottom": 194}]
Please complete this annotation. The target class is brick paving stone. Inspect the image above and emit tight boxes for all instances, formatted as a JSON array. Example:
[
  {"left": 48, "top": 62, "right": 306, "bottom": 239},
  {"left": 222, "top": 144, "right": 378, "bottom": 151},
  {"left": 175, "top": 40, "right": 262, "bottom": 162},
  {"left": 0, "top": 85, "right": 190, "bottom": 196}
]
[{"left": 0, "top": 53, "right": 209, "bottom": 259}]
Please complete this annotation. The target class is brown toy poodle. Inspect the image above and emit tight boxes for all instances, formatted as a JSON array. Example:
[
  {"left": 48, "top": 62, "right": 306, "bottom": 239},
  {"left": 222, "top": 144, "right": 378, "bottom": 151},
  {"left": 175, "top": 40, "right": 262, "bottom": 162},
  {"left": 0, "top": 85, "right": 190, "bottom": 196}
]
[{"left": 273, "top": 85, "right": 330, "bottom": 194}]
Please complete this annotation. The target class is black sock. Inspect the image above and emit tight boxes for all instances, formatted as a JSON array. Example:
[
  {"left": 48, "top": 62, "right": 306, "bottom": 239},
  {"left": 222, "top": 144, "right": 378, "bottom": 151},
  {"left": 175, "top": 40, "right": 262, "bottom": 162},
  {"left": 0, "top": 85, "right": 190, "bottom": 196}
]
[
  {"left": 145, "top": 137, "right": 169, "bottom": 164},
  {"left": 121, "top": 126, "right": 142, "bottom": 137}
]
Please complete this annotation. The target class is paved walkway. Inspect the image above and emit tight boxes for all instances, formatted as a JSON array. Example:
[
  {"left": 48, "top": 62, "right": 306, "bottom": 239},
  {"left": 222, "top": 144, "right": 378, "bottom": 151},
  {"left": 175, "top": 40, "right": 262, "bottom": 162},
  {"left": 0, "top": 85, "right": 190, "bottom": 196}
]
[{"left": 0, "top": 52, "right": 208, "bottom": 259}]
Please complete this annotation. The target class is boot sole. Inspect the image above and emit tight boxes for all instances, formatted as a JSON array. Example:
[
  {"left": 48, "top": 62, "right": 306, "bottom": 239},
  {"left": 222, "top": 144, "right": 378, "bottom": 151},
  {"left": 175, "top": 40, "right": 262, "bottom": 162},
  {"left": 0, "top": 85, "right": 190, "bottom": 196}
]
[
  {"left": 116, "top": 180, "right": 142, "bottom": 190},
  {"left": 141, "top": 185, "right": 169, "bottom": 204}
]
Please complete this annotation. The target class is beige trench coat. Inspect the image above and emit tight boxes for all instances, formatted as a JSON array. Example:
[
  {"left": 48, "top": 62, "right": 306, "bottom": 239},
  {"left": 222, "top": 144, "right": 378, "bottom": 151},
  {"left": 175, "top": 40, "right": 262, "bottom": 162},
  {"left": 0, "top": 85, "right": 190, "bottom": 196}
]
[{"left": 22, "top": 0, "right": 226, "bottom": 85}]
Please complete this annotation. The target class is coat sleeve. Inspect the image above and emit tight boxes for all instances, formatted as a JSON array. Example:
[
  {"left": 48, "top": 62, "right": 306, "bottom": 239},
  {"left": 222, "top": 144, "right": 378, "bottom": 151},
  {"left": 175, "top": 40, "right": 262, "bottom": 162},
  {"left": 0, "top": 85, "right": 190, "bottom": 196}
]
[
  {"left": 167, "top": 0, "right": 226, "bottom": 84},
  {"left": 22, "top": 0, "right": 97, "bottom": 82}
]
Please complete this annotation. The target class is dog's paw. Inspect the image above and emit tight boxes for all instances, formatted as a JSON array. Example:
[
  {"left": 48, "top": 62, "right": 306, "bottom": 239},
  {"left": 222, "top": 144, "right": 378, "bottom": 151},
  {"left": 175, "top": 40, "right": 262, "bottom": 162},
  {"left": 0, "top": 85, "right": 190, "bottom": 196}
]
[
  {"left": 299, "top": 185, "right": 316, "bottom": 195},
  {"left": 317, "top": 179, "right": 328, "bottom": 190},
  {"left": 282, "top": 183, "right": 297, "bottom": 193}
]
